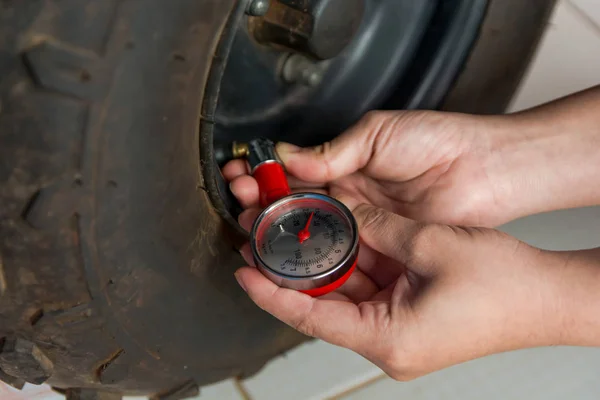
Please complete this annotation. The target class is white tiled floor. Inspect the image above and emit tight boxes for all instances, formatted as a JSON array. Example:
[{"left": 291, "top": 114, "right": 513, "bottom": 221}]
[
  {"left": 242, "top": 341, "right": 382, "bottom": 400},
  {"left": 570, "top": 0, "right": 600, "bottom": 29},
  {"left": 194, "top": 379, "right": 246, "bottom": 400},
  {"left": 0, "top": 384, "right": 63, "bottom": 400},
  {"left": 3, "top": 0, "right": 600, "bottom": 399},
  {"left": 0, "top": 381, "right": 242, "bottom": 400},
  {"left": 339, "top": 347, "right": 600, "bottom": 400}
]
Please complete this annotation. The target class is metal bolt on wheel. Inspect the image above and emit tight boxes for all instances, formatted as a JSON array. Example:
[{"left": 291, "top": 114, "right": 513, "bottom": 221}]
[{"left": 247, "top": 0, "right": 270, "bottom": 16}]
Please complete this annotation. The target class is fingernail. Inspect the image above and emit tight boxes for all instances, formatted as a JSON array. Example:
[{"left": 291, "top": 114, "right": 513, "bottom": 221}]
[
  {"left": 275, "top": 142, "right": 302, "bottom": 163},
  {"left": 234, "top": 271, "right": 247, "bottom": 292}
]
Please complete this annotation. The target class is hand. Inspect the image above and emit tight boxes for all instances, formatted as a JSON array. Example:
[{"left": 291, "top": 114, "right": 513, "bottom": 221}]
[
  {"left": 225, "top": 86, "right": 600, "bottom": 228},
  {"left": 224, "top": 110, "right": 514, "bottom": 228},
  {"left": 234, "top": 200, "right": 570, "bottom": 380}
]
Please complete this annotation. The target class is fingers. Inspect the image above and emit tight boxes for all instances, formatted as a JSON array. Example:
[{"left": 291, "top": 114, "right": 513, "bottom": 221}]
[
  {"left": 276, "top": 111, "right": 397, "bottom": 183},
  {"left": 287, "top": 175, "right": 327, "bottom": 189},
  {"left": 225, "top": 160, "right": 329, "bottom": 209},
  {"left": 334, "top": 269, "right": 379, "bottom": 303},
  {"left": 292, "top": 188, "right": 328, "bottom": 196},
  {"left": 318, "top": 291, "right": 353, "bottom": 302},
  {"left": 340, "top": 196, "right": 426, "bottom": 267},
  {"left": 235, "top": 267, "right": 367, "bottom": 349},
  {"left": 238, "top": 208, "right": 261, "bottom": 232},
  {"left": 223, "top": 159, "right": 259, "bottom": 209},
  {"left": 354, "top": 202, "right": 418, "bottom": 264},
  {"left": 230, "top": 175, "right": 259, "bottom": 209},
  {"left": 222, "top": 159, "right": 249, "bottom": 181},
  {"left": 357, "top": 243, "right": 405, "bottom": 289},
  {"left": 239, "top": 243, "right": 255, "bottom": 266}
]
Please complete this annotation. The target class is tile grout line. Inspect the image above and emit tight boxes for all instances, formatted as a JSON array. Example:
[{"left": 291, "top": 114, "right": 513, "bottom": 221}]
[
  {"left": 234, "top": 378, "right": 254, "bottom": 400},
  {"left": 324, "top": 373, "right": 387, "bottom": 400},
  {"left": 565, "top": 0, "right": 600, "bottom": 35}
]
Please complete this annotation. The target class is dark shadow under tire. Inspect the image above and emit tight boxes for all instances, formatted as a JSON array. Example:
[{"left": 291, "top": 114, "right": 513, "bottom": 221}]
[{"left": 0, "top": 0, "right": 554, "bottom": 397}]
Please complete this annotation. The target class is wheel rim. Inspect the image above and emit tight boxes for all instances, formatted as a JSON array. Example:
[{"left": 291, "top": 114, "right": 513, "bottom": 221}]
[{"left": 201, "top": 0, "right": 489, "bottom": 229}]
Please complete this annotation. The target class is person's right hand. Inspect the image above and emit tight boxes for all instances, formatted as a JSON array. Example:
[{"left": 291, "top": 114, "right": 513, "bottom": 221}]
[{"left": 226, "top": 110, "right": 513, "bottom": 228}]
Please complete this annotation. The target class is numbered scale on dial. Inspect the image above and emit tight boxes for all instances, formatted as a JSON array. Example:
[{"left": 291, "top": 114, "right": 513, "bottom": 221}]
[{"left": 250, "top": 193, "right": 359, "bottom": 296}]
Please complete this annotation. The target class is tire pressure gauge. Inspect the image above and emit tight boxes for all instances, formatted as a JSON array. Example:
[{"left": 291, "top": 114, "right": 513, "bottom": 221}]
[{"left": 246, "top": 139, "right": 359, "bottom": 297}]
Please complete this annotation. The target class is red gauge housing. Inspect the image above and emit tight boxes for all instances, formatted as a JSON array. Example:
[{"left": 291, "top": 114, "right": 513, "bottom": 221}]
[
  {"left": 247, "top": 139, "right": 358, "bottom": 297},
  {"left": 253, "top": 161, "right": 291, "bottom": 208}
]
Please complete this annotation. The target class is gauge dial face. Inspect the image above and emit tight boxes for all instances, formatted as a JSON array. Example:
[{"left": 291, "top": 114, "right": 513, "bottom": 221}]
[{"left": 252, "top": 194, "right": 356, "bottom": 278}]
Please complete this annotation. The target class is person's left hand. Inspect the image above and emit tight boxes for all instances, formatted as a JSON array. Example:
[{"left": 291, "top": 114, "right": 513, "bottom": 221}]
[{"left": 230, "top": 197, "right": 566, "bottom": 381}]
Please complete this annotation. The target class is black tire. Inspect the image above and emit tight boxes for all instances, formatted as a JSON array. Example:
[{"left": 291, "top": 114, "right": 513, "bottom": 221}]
[
  {"left": 0, "top": 0, "right": 554, "bottom": 398},
  {"left": 0, "top": 1, "right": 305, "bottom": 397}
]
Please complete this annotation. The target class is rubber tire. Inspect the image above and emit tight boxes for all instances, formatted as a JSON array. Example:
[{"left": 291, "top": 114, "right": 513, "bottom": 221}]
[
  {"left": 0, "top": 0, "right": 555, "bottom": 398},
  {"left": 0, "top": 0, "right": 305, "bottom": 398}
]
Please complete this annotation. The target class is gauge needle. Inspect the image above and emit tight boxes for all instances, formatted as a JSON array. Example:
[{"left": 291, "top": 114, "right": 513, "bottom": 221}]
[
  {"left": 297, "top": 212, "right": 314, "bottom": 244},
  {"left": 274, "top": 224, "right": 295, "bottom": 241}
]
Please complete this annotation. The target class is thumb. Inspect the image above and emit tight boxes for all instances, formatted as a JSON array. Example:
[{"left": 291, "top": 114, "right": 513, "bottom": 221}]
[
  {"left": 276, "top": 111, "right": 395, "bottom": 183},
  {"left": 349, "top": 201, "right": 424, "bottom": 265}
]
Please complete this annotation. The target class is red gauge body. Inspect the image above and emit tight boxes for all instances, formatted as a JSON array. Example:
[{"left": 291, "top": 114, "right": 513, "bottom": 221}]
[
  {"left": 299, "top": 259, "right": 357, "bottom": 297},
  {"left": 246, "top": 139, "right": 359, "bottom": 297},
  {"left": 253, "top": 161, "right": 291, "bottom": 208}
]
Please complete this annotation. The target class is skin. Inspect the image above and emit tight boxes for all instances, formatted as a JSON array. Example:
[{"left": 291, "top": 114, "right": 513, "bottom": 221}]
[{"left": 222, "top": 86, "right": 600, "bottom": 380}]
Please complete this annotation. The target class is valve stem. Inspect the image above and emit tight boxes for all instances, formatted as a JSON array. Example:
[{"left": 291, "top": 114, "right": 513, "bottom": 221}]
[
  {"left": 215, "top": 141, "right": 250, "bottom": 166},
  {"left": 232, "top": 141, "right": 250, "bottom": 159}
]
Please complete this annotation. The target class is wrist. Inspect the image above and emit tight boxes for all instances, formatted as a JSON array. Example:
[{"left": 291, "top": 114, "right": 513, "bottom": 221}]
[
  {"left": 541, "top": 248, "right": 600, "bottom": 347},
  {"left": 481, "top": 107, "right": 600, "bottom": 223}
]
